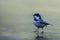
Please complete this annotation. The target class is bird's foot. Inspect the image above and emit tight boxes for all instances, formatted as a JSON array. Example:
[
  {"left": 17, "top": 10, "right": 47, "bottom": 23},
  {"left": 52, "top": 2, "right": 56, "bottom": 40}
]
[
  {"left": 33, "top": 30, "right": 37, "bottom": 33},
  {"left": 41, "top": 31, "right": 44, "bottom": 34}
]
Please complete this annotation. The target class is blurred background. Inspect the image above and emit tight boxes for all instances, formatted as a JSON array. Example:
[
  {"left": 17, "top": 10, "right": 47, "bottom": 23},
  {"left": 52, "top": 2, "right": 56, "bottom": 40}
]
[{"left": 0, "top": 0, "right": 60, "bottom": 40}]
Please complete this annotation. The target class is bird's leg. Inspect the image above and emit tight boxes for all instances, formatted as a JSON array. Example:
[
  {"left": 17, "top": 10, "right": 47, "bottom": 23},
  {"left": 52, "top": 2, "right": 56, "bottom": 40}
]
[
  {"left": 41, "top": 28, "right": 44, "bottom": 34},
  {"left": 34, "top": 28, "right": 39, "bottom": 32},
  {"left": 34, "top": 28, "right": 39, "bottom": 36},
  {"left": 36, "top": 28, "right": 39, "bottom": 36}
]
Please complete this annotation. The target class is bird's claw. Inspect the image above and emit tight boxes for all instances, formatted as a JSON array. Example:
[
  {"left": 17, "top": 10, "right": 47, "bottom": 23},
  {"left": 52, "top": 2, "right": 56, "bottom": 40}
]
[{"left": 41, "top": 31, "right": 44, "bottom": 34}]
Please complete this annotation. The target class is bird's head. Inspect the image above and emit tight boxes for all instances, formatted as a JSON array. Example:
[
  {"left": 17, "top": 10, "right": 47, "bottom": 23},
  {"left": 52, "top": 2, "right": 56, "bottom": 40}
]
[{"left": 33, "top": 13, "right": 41, "bottom": 19}]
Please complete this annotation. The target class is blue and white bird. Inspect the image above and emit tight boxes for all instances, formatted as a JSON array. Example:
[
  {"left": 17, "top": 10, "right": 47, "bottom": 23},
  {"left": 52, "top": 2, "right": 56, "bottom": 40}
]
[{"left": 33, "top": 13, "right": 50, "bottom": 33}]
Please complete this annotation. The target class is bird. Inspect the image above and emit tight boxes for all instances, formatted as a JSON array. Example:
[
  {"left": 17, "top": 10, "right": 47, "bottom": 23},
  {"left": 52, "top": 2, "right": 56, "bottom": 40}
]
[{"left": 33, "top": 13, "right": 50, "bottom": 33}]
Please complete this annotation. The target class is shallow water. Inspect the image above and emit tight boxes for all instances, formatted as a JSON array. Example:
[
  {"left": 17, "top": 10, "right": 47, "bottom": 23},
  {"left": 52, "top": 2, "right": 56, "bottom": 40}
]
[
  {"left": 0, "top": 31, "right": 60, "bottom": 40},
  {"left": 0, "top": 0, "right": 60, "bottom": 40}
]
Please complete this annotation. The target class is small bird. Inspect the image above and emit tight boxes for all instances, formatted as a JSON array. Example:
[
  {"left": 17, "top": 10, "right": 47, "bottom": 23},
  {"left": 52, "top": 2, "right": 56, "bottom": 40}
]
[{"left": 33, "top": 13, "right": 50, "bottom": 33}]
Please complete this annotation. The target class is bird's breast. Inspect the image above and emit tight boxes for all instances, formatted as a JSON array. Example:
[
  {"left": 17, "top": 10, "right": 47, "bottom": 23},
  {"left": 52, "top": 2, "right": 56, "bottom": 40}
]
[{"left": 33, "top": 21, "right": 45, "bottom": 27}]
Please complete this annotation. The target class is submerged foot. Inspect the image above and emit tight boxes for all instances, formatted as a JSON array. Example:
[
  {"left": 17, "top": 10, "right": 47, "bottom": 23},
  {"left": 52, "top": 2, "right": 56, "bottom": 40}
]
[{"left": 41, "top": 31, "right": 44, "bottom": 34}]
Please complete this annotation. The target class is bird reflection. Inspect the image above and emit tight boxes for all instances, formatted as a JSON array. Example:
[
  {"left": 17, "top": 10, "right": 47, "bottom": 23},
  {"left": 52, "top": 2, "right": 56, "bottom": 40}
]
[{"left": 34, "top": 32, "right": 47, "bottom": 40}]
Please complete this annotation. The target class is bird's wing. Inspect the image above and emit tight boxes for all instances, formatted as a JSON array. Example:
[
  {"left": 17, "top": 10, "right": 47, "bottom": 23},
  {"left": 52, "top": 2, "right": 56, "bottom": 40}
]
[
  {"left": 39, "top": 18, "right": 43, "bottom": 22},
  {"left": 40, "top": 21, "right": 49, "bottom": 25}
]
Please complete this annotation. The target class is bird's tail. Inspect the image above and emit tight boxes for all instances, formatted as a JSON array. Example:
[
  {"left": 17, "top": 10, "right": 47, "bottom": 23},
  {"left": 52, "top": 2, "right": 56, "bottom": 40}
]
[
  {"left": 47, "top": 23, "right": 53, "bottom": 26},
  {"left": 45, "top": 22, "right": 53, "bottom": 26}
]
